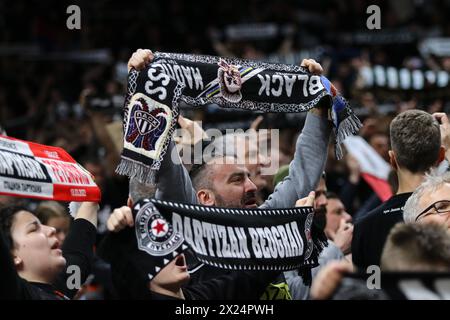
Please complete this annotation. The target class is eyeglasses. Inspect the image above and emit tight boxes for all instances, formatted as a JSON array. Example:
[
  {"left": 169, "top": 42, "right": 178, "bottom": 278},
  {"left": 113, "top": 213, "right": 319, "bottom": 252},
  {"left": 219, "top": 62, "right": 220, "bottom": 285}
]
[{"left": 415, "top": 200, "right": 450, "bottom": 222}]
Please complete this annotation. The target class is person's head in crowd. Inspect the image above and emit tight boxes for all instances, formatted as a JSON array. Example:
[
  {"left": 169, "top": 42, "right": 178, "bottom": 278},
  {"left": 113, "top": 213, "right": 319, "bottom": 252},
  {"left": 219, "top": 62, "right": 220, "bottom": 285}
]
[
  {"left": 398, "top": 98, "right": 419, "bottom": 113},
  {"left": 427, "top": 99, "right": 443, "bottom": 114},
  {"left": 381, "top": 222, "right": 450, "bottom": 272},
  {"left": 360, "top": 92, "right": 378, "bottom": 115},
  {"left": 255, "top": 128, "right": 280, "bottom": 195},
  {"left": 129, "top": 176, "right": 190, "bottom": 299},
  {"left": 403, "top": 171, "right": 450, "bottom": 228},
  {"left": 149, "top": 253, "right": 190, "bottom": 299},
  {"left": 313, "top": 173, "right": 328, "bottom": 231},
  {"left": 190, "top": 155, "right": 258, "bottom": 209},
  {"left": 389, "top": 110, "right": 443, "bottom": 178},
  {"left": 81, "top": 157, "right": 106, "bottom": 189},
  {"left": 127, "top": 177, "right": 157, "bottom": 207},
  {"left": 325, "top": 192, "right": 352, "bottom": 239},
  {"left": 106, "top": 177, "right": 189, "bottom": 299},
  {"left": 315, "top": 173, "right": 328, "bottom": 212},
  {"left": 369, "top": 132, "right": 389, "bottom": 162},
  {"left": 0, "top": 206, "right": 66, "bottom": 284},
  {"left": 190, "top": 134, "right": 268, "bottom": 208},
  {"left": 0, "top": 195, "right": 26, "bottom": 210},
  {"left": 359, "top": 117, "right": 378, "bottom": 140},
  {"left": 35, "top": 201, "right": 71, "bottom": 245},
  {"left": 210, "top": 131, "right": 271, "bottom": 193}
]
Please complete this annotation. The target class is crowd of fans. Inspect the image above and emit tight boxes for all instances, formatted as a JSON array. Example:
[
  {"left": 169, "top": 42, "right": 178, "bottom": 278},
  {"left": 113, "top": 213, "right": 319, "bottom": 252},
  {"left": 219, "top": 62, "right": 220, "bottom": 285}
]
[{"left": 1, "top": 0, "right": 450, "bottom": 300}]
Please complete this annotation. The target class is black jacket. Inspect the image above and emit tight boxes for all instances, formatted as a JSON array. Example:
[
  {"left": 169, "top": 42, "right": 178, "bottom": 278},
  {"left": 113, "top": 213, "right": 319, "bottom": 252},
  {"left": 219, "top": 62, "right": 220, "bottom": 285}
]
[
  {"left": 352, "top": 193, "right": 412, "bottom": 270},
  {"left": 141, "top": 269, "right": 279, "bottom": 300},
  {"left": 184, "top": 266, "right": 279, "bottom": 300},
  {"left": 99, "top": 233, "right": 278, "bottom": 300}
]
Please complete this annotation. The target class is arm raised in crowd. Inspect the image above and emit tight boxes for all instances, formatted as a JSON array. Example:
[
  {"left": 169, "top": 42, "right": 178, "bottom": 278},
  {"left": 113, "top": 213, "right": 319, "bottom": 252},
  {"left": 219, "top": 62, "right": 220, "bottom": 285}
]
[
  {"left": 80, "top": 88, "right": 121, "bottom": 178},
  {"left": 261, "top": 59, "right": 332, "bottom": 209},
  {"left": 54, "top": 202, "right": 98, "bottom": 298},
  {"left": 127, "top": 49, "right": 197, "bottom": 203},
  {"left": 155, "top": 141, "right": 197, "bottom": 203},
  {"left": 128, "top": 49, "right": 153, "bottom": 72}
]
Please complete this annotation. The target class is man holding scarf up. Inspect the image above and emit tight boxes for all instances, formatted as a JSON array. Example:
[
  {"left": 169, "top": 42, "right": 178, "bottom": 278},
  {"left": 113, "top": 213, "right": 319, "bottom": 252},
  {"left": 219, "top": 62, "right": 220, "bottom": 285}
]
[{"left": 126, "top": 49, "right": 333, "bottom": 299}]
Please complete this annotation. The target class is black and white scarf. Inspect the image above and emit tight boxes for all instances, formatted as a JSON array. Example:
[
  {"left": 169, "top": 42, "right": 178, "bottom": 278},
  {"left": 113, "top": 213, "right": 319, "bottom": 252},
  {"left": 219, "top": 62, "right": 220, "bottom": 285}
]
[
  {"left": 125, "top": 198, "right": 327, "bottom": 280},
  {"left": 0, "top": 135, "right": 101, "bottom": 202},
  {"left": 117, "top": 52, "right": 361, "bottom": 184}
]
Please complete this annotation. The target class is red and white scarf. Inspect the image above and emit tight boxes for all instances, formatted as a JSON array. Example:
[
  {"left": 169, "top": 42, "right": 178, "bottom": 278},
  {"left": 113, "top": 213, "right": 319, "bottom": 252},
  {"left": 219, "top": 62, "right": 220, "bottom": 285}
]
[{"left": 0, "top": 135, "right": 101, "bottom": 202}]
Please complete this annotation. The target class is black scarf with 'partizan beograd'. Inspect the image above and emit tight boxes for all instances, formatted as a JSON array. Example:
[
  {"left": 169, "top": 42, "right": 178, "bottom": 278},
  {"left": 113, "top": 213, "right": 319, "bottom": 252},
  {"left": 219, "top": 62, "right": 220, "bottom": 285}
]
[
  {"left": 117, "top": 52, "right": 361, "bottom": 184},
  {"left": 126, "top": 198, "right": 328, "bottom": 281}
]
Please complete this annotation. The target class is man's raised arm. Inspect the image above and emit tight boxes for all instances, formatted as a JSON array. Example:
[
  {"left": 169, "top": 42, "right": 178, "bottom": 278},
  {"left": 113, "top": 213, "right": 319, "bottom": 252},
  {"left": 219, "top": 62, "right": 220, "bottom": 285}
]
[
  {"left": 127, "top": 49, "right": 197, "bottom": 203},
  {"left": 261, "top": 59, "right": 332, "bottom": 209}
]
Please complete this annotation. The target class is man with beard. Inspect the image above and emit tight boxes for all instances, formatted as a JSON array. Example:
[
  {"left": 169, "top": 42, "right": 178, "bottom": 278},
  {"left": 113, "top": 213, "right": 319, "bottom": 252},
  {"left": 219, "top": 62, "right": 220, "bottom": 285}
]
[
  {"left": 127, "top": 49, "right": 331, "bottom": 210},
  {"left": 127, "top": 49, "right": 333, "bottom": 299},
  {"left": 204, "top": 129, "right": 272, "bottom": 206},
  {"left": 189, "top": 156, "right": 260, "bottom": 208}
]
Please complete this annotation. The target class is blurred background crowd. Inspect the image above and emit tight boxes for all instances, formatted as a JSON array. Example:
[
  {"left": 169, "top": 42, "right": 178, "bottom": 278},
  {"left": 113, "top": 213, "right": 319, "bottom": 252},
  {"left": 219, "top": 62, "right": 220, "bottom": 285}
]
[{"left": 1, "top": 0, "right": 450, "bottom": 236}]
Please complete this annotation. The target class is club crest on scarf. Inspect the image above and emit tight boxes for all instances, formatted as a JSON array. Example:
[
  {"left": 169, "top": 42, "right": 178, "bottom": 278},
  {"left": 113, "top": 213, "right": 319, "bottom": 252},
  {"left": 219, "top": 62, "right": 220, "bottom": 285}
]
[
  {"left": 124, "top": 93, "right": 172, "bottom": 160},
  {"left": 135, "top": 201, "right": 184, "bottom": 256},
  {"left": 218, "top": 58, "right": 243, "bottom": 103},
  {"left": 134, "top": 109, "right": 160, "bottom": 135},
  {"left": 147, "top": 198, "right": 329, "bottom": 272}
]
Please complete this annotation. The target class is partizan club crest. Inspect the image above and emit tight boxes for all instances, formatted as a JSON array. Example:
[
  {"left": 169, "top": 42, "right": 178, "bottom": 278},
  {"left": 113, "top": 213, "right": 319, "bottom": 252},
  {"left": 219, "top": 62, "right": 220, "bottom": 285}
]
[{"left": 135, "top": 202, "right": 184, "bottom": 256}]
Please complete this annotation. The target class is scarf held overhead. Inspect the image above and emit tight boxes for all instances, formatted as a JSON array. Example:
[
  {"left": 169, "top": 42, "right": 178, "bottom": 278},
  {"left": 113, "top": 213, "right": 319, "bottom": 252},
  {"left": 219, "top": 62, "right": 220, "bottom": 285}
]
[
  {"left": 0, "top": 135, "right": 101, "bottom": 202},
  {"left": 128, "top": 198, "right": 327, "bottom": 279},
  {"left": 117, "top": 52, "right": 361, "bottom": 184}
]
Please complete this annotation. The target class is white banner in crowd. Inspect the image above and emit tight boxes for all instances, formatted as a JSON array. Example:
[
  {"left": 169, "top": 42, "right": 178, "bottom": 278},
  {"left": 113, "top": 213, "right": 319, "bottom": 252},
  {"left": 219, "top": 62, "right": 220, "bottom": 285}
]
[
  {"left": 343, "top": 135, "right": 392, "bottom": 201},
  {"left": 359, "top": 65, "right": 449, "bottom": 90},
  {"left": 419, "top": 37, "right": 450, "bottom": 58}
]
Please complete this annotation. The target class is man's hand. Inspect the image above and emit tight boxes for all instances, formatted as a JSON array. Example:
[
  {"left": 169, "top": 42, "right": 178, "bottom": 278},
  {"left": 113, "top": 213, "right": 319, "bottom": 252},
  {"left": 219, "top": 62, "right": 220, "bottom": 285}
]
[
  {"left": 107, "top": 206, "right": 134, "bottom": 232},
  {"left": 433, "top": 112, "right": 450, "bottom": 161},
  {"left": 301, "top": 59, "right": 329, "bottom": 118},
  {"left": 331, "top": 219, "right": 353, "bottom": 255},
  {"left": 310, "top": 260, "right": 353, "bottom": 300},
  {"left": 300, "top": 59, "right": 324, "bottom": 75},
  {"left": 295, "top": 191, "right": 315, "bottom": 207},
  {"left": 127, "top": 49, "right": 154, "bottom": 72}
]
